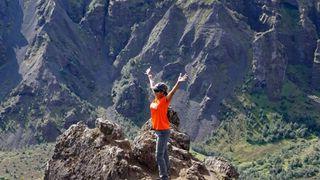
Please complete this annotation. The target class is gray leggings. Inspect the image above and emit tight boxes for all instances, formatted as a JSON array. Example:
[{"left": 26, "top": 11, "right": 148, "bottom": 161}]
[{"left": 155, "top": 129, "right": 170, "bottom": 180}]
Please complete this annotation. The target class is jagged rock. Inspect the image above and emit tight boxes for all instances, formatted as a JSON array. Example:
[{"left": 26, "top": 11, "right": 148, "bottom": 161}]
[
  {"left": 297, "top": 4, "right": 318, "bottom": 66},
  {"left": 61, "top": 0, "right": 91, "bottom": 23},
  {"left": 45, "top": 110, "right": 234, "bottom": 179},
  {"left": 44, "top": 121, "right": 143, "bottom": 180},
  {"left": 252, "top": 28, "right": 287, "bottom": 100},
  {"left": 312, "top": 40, "right": 320, "bottom": 90},
  {"left": 105, "top": 0, "right": 158, "bottom": 59},
  {"left": 96, "top": 117, "right": 124, "bottom": 139},
  {"left": 205, "top": 156, "right": 239, "bottom": 179},
  {"left": 79, "top": 0, "right": 108, "bottom": 36}
]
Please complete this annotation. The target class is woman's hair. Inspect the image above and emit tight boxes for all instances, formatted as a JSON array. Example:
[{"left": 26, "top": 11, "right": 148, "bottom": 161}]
[{"left": 153, "top": 82, "right": 168, "bottom": 96}]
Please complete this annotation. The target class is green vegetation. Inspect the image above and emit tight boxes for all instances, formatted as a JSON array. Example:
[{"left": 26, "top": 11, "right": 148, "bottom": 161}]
[
  {"left": 190, "top": 146, "right": 206, "bottom": 161},
  {"left": 279, "top": 2, "right": 300, "bottom": 31},
  {"left": 239, "top": 138, "right": 320, "bottom": 179},
  {"left": 0, "top": 82, "right": 98, "bottom": 144},
  {"left": 0, "top": 143, "right": 54, "bottom": 179},
  {"left": 286, "top": 64, "right": 313, "bottom": 91},
  {"left": 192, "top": 72, "right": 320, "bottom": 178}
]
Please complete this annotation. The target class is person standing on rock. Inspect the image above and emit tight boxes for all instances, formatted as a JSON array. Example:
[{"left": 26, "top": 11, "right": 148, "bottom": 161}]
[{"left": 145, "top": 66, "right": 188, "bottom": 180}]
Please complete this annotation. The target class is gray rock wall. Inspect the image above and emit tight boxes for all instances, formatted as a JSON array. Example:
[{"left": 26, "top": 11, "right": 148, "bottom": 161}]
[{"left": 0, "top": 0, "right": 320, "bottom": 149}]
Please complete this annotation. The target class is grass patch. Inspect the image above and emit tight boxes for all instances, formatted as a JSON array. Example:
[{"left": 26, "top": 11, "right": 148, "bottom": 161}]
[
  {"left": 0, "top": 143, "right": 54, "bottom": 179},
  {"left": 192, "top": 71, "right": 320, "bottom": 178},
  {"left": 190, "top": 146, "right": 206, "bottom": 161}
]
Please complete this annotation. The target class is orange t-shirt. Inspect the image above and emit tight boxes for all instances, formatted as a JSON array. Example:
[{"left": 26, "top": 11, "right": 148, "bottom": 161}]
[{"left": 150, "top": 97, "right": 170, "bottom": 130}]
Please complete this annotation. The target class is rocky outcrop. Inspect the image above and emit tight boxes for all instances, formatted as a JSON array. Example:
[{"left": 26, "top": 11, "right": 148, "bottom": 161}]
[
  {"left": 205, "top": 157, "right": 239, "bottom": 180},
  {"left": 296, "top": 1, "right": 318, "bottom": 66},
  {"left": 312, "top": 40, "right": 320, "bottom": 90},
  {"left": 45, "top": 110, "right": 239, "bottom": 179},
  {"left": 252, "top": 28, "right": 287, "bottom": 100}
]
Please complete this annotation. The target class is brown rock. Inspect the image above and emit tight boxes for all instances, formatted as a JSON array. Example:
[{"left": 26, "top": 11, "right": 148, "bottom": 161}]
[
  {"left": 205, "top": 156, "right": 239, "bottom": 179},
  {"left": 96, "top": 117, "right": 124, "bottom": 140},
  {"left": 45, "top": 110, "right": 234, "bottom": 179}
]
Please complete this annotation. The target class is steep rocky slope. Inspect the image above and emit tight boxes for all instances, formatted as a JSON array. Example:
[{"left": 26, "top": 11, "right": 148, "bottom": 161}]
[
  {"left": 0, "top": 0, "right": 319, "bottom": 153},
  {"left": 1, "top": 0, "right": 320, "bottom": 178},
  {"left": 0, "top": 0, "right": 252, "bottom": 149}
]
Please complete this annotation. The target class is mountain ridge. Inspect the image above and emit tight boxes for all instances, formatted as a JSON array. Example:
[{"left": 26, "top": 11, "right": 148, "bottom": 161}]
[{"left": 0, "top": 1, "right": 319, "bottom": 177}]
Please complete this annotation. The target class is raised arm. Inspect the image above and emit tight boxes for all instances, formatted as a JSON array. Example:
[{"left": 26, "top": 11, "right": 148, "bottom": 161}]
[
  {"left": 145, "top": 66, "right": 155, "bottom": 89},
  {"left": 166, "top": 73, "right": 188, "bottom": 102}
]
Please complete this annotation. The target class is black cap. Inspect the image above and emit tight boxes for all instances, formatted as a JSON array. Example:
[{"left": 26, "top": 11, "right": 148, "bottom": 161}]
[{"left": 153, "top": 82, "right": 168, "bottom": 95}]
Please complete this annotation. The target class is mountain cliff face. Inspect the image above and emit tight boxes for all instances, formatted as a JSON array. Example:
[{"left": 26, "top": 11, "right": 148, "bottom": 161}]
[
  {"left": 0, "top": 0, "right": 319, "bottom": 154},
  {"left": 0, "top": 0, "right": 250, "bottom": 148},
  {"left": 1, "top": 0, "right": 320, "bottom": 178}
]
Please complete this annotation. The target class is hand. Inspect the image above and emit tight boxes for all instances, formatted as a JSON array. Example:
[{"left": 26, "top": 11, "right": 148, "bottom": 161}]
[
  {"left": 145, "top": 66, "right": 152, "bottom": 77},
  {"left": 177, "top": 73, "right": 188, "bottom": 83}
]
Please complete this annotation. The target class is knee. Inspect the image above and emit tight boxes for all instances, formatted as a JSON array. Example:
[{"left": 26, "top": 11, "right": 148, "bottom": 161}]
[{"left": 156, "top": 151, "right": 164, "bottom": 160}]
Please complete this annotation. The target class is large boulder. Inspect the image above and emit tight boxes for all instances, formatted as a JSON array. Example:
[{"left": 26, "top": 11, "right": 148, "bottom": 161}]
[
  {"left": 45, "top": 110, "right": 239, "bottom": 179},
  {"left": 205, "top": 157, "right": 239, "bottom": 179}
]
